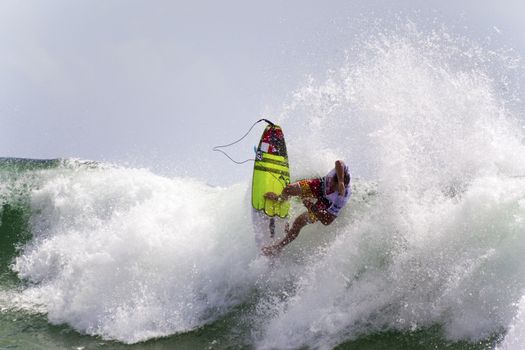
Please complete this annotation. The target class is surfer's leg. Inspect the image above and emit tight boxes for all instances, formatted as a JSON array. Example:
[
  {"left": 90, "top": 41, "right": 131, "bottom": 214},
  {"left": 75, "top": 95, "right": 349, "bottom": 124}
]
[
  {"left": 262, "top": 212, "right": 309, "bottom": 256},
  {"left": 283, "top": 212, "right": 309, "bottom": 243}
]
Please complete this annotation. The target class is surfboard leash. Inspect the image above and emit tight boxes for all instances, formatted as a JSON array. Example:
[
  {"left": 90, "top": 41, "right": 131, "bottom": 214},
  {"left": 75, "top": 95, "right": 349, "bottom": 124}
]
[{"left": 212, "top": 118, "right": 274, "bottom": 164}]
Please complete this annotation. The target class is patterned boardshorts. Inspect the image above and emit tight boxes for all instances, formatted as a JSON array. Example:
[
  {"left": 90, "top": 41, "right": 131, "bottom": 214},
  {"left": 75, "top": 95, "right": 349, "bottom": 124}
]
[{"left": 297, "top": 178, "right": 329, "bottom": 223}]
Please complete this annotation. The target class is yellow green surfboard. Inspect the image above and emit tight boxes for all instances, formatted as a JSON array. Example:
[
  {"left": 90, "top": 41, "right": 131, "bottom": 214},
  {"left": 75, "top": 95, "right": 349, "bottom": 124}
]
[{"left": 251, "top": 122, "right": 290, "bottom": 218}]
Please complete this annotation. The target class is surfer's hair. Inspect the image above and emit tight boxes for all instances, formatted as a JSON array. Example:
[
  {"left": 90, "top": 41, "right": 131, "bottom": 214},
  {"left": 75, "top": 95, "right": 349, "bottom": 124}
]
[{"left": 333, "top": 172, "right": 350, "bottom": 186}]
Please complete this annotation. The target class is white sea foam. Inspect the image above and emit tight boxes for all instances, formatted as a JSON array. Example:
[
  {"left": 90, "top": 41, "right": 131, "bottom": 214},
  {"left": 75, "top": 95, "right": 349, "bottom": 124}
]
[
  {"left": 497, "top": 296, "right": 525, "bottom": 350},
  {"left": 12, "top": 166, "right": 261, "bottom": 343}
]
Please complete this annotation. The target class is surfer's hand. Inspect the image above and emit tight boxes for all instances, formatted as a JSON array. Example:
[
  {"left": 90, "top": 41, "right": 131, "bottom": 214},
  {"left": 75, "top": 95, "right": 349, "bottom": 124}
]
[{"left": 264, "top": 192, "right": 281, "bottom": 201}]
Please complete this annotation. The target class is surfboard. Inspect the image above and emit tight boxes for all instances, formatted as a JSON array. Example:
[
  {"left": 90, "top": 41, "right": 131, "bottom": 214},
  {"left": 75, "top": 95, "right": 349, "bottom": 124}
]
[
  {"left": 251, "top": 121, "right": 290, "bottom": 248},
  {"left": 251, "top": 122, "right": 290, "bottom": 217}
]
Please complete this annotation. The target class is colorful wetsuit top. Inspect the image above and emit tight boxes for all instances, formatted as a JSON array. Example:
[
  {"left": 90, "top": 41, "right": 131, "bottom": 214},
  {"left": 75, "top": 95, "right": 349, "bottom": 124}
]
[{"left": 322, "top": 165, "right": 351, "bottom": 216}]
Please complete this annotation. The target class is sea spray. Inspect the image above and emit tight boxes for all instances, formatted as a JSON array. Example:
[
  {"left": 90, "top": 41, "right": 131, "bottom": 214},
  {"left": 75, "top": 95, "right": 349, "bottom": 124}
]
[
  {"left": 255, "top": 23, "right": 525, "bottom": 349},
  {"left": 497, "top": 296, "right": 525, "bottom": 350}
]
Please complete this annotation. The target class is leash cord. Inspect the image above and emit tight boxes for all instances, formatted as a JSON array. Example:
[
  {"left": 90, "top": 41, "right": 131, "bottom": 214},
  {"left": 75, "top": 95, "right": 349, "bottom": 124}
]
[{"left": 212, "top": 118, "right": 273, "bottom": 164}]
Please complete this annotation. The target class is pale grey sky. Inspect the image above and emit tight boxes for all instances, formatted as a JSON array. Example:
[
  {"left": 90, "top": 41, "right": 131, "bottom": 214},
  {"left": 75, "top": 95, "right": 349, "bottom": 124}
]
[{"left": 1, "top": 0, "right": 524, "bottom": 185}]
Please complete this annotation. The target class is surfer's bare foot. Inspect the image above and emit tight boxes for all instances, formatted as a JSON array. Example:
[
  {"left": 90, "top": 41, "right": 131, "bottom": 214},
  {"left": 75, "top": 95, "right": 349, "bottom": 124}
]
[
  {"left": 264, "top": 192, "right": 280, "bottom": 201},
  {"left": 262, "top": 245, "right": 280, "bottom": 256}
]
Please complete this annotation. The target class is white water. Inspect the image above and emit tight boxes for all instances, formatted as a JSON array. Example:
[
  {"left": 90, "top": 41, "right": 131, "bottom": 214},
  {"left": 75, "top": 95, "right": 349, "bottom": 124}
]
[
  {"left": 255, "top": 23, "right": 525, "bottom": 349},
  {"left": 7, "top": 23, "right": 525, "bottom": 349},
  {"left": 12, "top": 166, "right": 261, "bottom": 342}
]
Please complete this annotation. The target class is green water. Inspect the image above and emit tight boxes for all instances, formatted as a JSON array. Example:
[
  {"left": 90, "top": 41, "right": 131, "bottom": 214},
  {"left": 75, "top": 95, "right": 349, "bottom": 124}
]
[{"left": 0, "top": 310, "right": 500, "bottom": 349}]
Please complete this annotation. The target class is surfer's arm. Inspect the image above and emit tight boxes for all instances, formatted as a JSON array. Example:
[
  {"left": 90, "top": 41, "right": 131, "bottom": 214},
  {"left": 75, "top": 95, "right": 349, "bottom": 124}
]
[
  {"left": 335, "top": 160, "right": 346, "bottom": 195},
  {"left": 265, "top": 183, "right": 301, "bottom": 202},
  {"left": 281, "top": 183, "right": 302, "bottom": 200}
]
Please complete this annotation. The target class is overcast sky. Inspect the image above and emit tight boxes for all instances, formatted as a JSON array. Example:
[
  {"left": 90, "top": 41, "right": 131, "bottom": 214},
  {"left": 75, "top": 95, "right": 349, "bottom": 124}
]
[{"left": 1, "top": 0, "right": 525, "bottom": 185}]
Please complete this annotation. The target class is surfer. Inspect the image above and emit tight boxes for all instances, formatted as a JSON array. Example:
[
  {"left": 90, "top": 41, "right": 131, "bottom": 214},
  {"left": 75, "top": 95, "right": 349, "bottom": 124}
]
[{"left": 262, "top": 160, "right": 351, "bottom": 256}]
